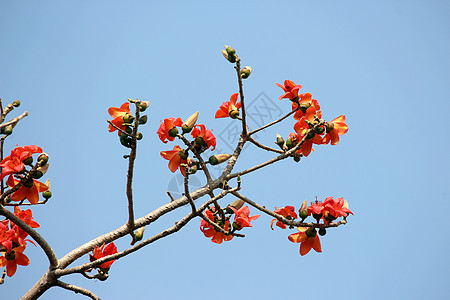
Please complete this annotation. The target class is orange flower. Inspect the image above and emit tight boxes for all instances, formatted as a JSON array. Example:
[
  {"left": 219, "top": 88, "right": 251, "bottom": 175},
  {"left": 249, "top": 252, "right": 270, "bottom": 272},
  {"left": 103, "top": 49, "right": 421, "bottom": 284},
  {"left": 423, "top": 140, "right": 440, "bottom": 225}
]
[
  {"left": 89, "top": 242, "right": 118, "bottom": 270},
  {"left": 230, "top": 206, "right": 260, "bottom": 229},
  {"left": 160, "top": 145, "right": 188, "bottom": 175},
  {"left": 215, "top": 93, "right": 241, "bottom": 119},
  {"left": 200, "top": 209, "right": 233, "bottom": 244},
  {"left": 0, "top": 145, "right": 43, "bottom": 180},
  {"left": 191, "top": 124, "right": 216, "bottom": 151},
  {"left": 108, "top": 102, "right": 131, "bottom": 136},
  {"left": 293, "top": 120, "right": 323, "bottom": 157},
  {"left": 322, "top": 115, "right": 348, "bottom": 145},
  {"left": 276, "top": 80, "right": 302, "bottom": 101},
  {"left": 322, "top": 197, "right": 353, "bottom": 223},
  {"left": 291, "top": 93, "right": 321, "bottom": 120},
  {"left": 271, "top": 206, "right": 298, "bottom": 230},
  {"left": 6, "top": 176, "right": 49, "bottom": 205},
  {"left": 157, "top": 117, "right": 183, "bottom": 143},
  {"left": 0, "top": 242, "right": 29, "bottom": 277},
  {"left": 288, "top": 227, "right": 322, "bottom": 256}
]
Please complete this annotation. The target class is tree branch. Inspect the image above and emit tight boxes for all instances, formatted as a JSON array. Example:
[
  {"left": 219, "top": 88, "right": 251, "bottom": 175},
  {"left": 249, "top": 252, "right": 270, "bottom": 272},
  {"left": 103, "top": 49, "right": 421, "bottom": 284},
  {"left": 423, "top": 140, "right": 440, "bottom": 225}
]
[{"left": 55, "top": 280, "right": 100, "bottom": 300}]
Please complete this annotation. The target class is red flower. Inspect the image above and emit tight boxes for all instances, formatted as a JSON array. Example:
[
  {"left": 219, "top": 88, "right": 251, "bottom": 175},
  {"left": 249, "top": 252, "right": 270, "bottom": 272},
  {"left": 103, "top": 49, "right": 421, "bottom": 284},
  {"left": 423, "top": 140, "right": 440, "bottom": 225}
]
[
  {"left": 157, "top": 117, "right": 183, "bottom": 143},
  {"left": 0, "top": 223, "right": 15, "bottom": 251},
  {"left": 191, "top": 124, "right": 216, "bottom": 151},
  {"left": 230, "top": 206, "right": 260, "bottom": 229},
  {"left": 322, "top": 197, "right": 353, "bottom": 222},
  {"left": 0, "top": 242, "right": 29, "bottom": 277},
  {"left": 0, "top": 145, "right": 42, "bottom": 180},
  {"left": 292, "top": 120, "right": 323, "bottom": 157},
  {"left": 288, "top": 227, "right": 322, "bottom": 256},
  {"left": 108, "top": 102, "right": 131, "bottom": 136},
  {"left": 322, "top": 115, "right": 348, "bottom": 145},
  {"left": 215, "top": 93, "right": 241, "bottom": 119},
  {"left": 291, "top": 93, "right": 321, "bottom": 120},
  {"left": 307, "top": 200, "right": 324, "bottom": 220},
  {"left": 200, "top": 209, "right": 233, "bottom": 244},
  {"left": 160, "top": 145, "right": 188, "bottom": 175},
  {"left": 276, "top": 80, "right": 302, "bottom": 101},
  {"left": 271, "top": 206, "right": 298, "bottom": 230},
  {"left": 6, "top": 176, "right": 49, "bottom": 205},
  {"left": 89, "top": 242, "right": 118, "bottom": 270}
]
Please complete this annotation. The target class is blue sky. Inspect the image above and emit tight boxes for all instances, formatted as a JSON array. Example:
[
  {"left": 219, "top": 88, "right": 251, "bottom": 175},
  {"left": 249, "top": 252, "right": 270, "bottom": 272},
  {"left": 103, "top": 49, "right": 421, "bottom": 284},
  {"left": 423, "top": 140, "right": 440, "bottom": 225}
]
[{"left": 1, "top": 1, "right": 449, "bottom": 299}]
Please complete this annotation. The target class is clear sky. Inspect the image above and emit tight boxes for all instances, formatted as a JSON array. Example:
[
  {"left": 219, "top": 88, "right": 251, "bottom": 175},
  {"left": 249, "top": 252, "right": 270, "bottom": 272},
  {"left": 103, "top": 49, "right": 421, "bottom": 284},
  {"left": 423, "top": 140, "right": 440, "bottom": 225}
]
[{"left": 1, "top": 1, "right": 449, "bottom": 299}]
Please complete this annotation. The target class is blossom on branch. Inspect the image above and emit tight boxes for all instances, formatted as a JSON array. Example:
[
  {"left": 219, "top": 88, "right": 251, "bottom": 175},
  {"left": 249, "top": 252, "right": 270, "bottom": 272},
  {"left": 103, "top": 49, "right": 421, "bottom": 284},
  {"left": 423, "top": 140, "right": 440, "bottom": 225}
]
[
  {"left": 0, "top": 242, "right": 29, "bottom": 277},
  {"left": 215, "top": 93, "right": 241, "bottom": 119},
  {"left": 0, "top": 145, "right": 43, "bottom": 180},
  {"left": 157, "top": 117, "right": 183, "bottom": 143},
  {"left": 108, "top": 102, "right": 131, "bottom": 136},
  {"left": 288, "top": 227, "right": 322, "bottom": 256},
  {"left": 229, "top": 206, "right": 260, "bottom": 230},
  {"left": 200, "top": 209, "right": 233, "bottom": 244},
  {"left": 271, "top": 206, "right": 298, "bottom": 230},
  {"left": 6, "top": 176, "right": 49, "bottom": 205},
  {"left": 191, "top": 124, "right": 216, "bottom": 151},
  {"left": 322, "top": 115, "right": 348, "bottom": 145},
  {"left": 160, "top": 145, "right": 188, "bottom": 175},
  {"left": 89, "top": 242, "right": 118, "bottom": 271},
  {"left": 276, "top": 80, "right": 302, "bottom": 102}
]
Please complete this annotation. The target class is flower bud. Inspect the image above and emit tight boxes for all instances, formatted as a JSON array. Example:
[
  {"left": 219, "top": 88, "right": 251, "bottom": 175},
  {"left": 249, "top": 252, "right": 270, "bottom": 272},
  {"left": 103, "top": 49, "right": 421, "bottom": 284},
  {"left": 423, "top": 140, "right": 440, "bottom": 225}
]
[
  {"left": 139, "top": 115, "right": 148, "bottom": 125},
  {"left": 134, "top": 226, "right": 145, "bottom": 241},
  {"left": 315, "top": 126, "right": 325, "bottom": 135},
  {"left": 305, "top": 227, "right": 317, "bottom": 238},
  {"left": 240, "top": 66, "right": 252, "bottom": 79},
  {"left": 194, "top": 136, "right": 205, "bottom": 146},
  {"left": 275, "top": 134, "right": 285, "bottom": 149},
  {"left": 299, "top": 102, "right": 311, "bottom": 113},
  {"left": 168, "top": 127, "right": 178, "bottom": 137},
  {"left": 323, "top": 212, "right": 336, "bottom": 223},
  {"left": 12, "top": 100, "right": 21, "bottom": 107},
  {"left": 293, "top": 156, "right": 301, "bottom": 162},
  {"left": 136, "top": 132, "right": 143, "bottom": 140},
  {"left": 43, "top": 190, "right": 52, "bottom": 199},
  {"left": 209, "top": 154, "right": 231, "bottom": 165},
  {"left": 178, "top": 149, "right": 188, "bottom": 160},
  {"left": 1, "top": 125, "right": 13, "bottom": 135},
  {"left": 182, "top": 111, "right": 199, "bottom": 133},
  {"left": 23, "top": 157, "right": 33, "bottom": 165},
  {"left": 226, "top": 199, "right": 245, "bottom": 214},
  {"left": 139, "top": 101, "right": 150, "bottom": 112},
  {"left": 123, "top": 114, "right": 134, "bottom": 124},
  {"left": 299, "top": 200, "right": 308, "bottom": 220},
  {"left": 229, "top": 110, "right": 240, "bottom": 119},
  {"left": 33, "top": 164, "right": 49, "bottom": 179},
  {"left": 318, "top": 227, "right": 327, "bottom": 236},
  {"left": 38, "top": 153, "right": 49, "bottom": 165},
  {"left": 23, "top": 179, "right": 34, "bottom": 188},
  {"left": 222, "top": 45, "right": 237, "bottom": 63},
  {"left": 232, "top": 221, "right": 242, "bottom": 231}
]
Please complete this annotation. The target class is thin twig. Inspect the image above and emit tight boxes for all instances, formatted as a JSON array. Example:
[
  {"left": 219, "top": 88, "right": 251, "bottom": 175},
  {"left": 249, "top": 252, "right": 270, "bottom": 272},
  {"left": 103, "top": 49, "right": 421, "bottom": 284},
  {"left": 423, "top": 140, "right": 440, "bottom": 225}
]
[
  {"left": 183, "top": 167, "right": 196, "bottom": 214},
  {"left": 55, "top": 280, "right": 100, "bottom": 300},
  {"left": 178, "top": 134, "right": 212, "bottom": 184},
  {"left": 0, "top": 111, "right": 28, "bottom": 129},
  {"left": 235, "top": 58, "right": 248, "bottom": 136},
  {"left": 106, "top": 120, "right": 132, "bottom": 137},
  {"left": 247, "top": 107, "right": 298, "bottom": 136},
  {"left": 166, "top": 191, "right": 175, "bottom": 202},
  {"left": 231, "top": 191, "right": 347, "bottom": 229},
  {"left": 247, "top": 136, "right": 284, "bottom": 154}
]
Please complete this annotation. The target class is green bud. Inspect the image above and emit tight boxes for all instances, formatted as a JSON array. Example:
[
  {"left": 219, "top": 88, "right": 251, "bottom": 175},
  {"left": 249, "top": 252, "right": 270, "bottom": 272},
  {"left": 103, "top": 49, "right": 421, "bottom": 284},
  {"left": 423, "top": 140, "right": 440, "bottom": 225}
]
[
  {"left": 1, "top": 125, "right": 13, "bottom": 135},
  {"left": 178, "top": 149, "right": 188, "bottom": 160},
  {"left": 318, "top": 227, "right": 327, "bottom": 236},
  {"left": 23, "top": 179, "right": 34, "bottom": 188},
  {"left": 43, "top": 190, "right": 52, "bottom": 199},
  {"left": 32, "top": 170, "right": 43, "bottom": 179},
  {"left": 229, "top": 110, "right": 240, "bottom": 119},
  {"left": 139, "top": 101, "right": 150, "bottom": 112},
  {"left": 293, "top": 156, "right": 301, "bottom": 162},
  {"left": 275, "top": 134, "right": 285, "bottom": 149},
  {"left": 194, "top": 136, "right": 205, "bottom": 146},
  {"left": 299, "top": 209, "right": 308, "bottom": 220},
  {"left": 139, "top": 115, "right": 148, "bottom": 125},
  {"left": 209, "top": 154, "right": 231, "bottom": 165},
  {"left": 240, "top": 66, "right": 252, "bottom": 79},
  {"left": 38, "top": 153, "right": 49, "bottom": 165},
  {"left": 12, "top": 100, "right": 21, "bottom": 107},
  {"left": 123, "top": 114, "right": 134, "bottom": 124},
  {"left": 168, "top": 127, "right": 178, "bottom": 137},
  {"left": 136, "top": 132, "right": 143, "bottom": 140},
  {"left": 232, "top": 222, "right": 242, "bottom": 231},
  {"left": 125, "top": 126, "right": 132, "bottom": 134},
  {"left": 134, "top": 226, "right": 145, "bottom": 241},
  {"left": 305, "top": 227, "right": 317, "bottom": 238},
  {"left": 23, "top": 157, "right": 33, "bottom": 165},
  {"left": 183, "top": 111, "right": 199, "bottom": 133},
  {"left": 225, "top": 45, "right": 236, "bottom": 56},
  {"left": 299, "top": 102, "right": 311, "bottom": 113},
  {"left": 315, "top": 126, "right": 325, "bottom": 135},
  {"left": 325, "top": 122, "right": 334, "bottom": 133}
]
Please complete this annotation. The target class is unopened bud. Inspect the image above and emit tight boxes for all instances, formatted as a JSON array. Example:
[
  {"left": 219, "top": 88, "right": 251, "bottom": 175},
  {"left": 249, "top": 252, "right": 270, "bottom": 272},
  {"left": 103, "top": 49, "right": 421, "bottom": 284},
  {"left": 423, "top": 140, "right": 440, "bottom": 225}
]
[
  {"left": 139, "top": 115, "right": 148, "bottom": 125},
  {"left": 222, "top": 45, "right": 237, "bottom": 63},
  {"left": 134, "top": 226, "right": 145, "bottom": 241},
  {"left": 168, "top": 127, "right": 178, "bottom": 137},
  {"left": 182, "top": 111, "right": 199, "bottom": 133},
  {"left": 315, "top": 126, "right": 325, "bottom": 135},
  {"left": 38, "top": 153, "right": 49, "bottom": 165},
  {"left": 293, "top": 156, "right": 301, "bottom": 162},
  {"left": 12, "top": 100, "right": 21, "bottom": 107},
  {"left": 299, "top": 200, "right": 308, "bottom": 219},
  {"left": 194, "top": 136, "right": 205, "bottom": 146},
  {"left": 305, "top": 227, "right": 317, "bottom": 238},
  {"left": 209, "top": 154, "right": 231, "bottom": 165},
  {"left": 178, "top": 149, "right": 188, "bottom": 160},
  {"left": 299, "top": 102, "right": 311, "bottom": 113},
  {"left": 23, "top": 179, "right": 34, "bottom": 188},
  {"left": 1, "top": 125, "right": 13, "bottom": 135},
  {"left": 227, "top": 199, "right": 245, "bottom": 213},
  {"left": 275, "top": 134, "right": 285, "bottom": 149},
  {"left": 139, "top": 101, "right": 150, "bottom": 112},
  {"left": 325, "top": 122, "right": 335, "bottom": 133},
  {"left": 318, "top": 227, "right": 327, "bottom": 236},
  {"left": 23, "top": 157, "right": 33, "bottom": 165},
  {"left": 240, "top": 66, "right": 252, "bottom": 79},
  {"left": 123, "top": 114, "right": 134, "bottom": 124},
  {"left": 33, "top": 164, "right": 49, "bottom": 179},
  {"left": 136, "top": 132, "right": 143, "bottom": 140},
  {"left": 232, "top": 222, "right": 242, "bottom": 231}
]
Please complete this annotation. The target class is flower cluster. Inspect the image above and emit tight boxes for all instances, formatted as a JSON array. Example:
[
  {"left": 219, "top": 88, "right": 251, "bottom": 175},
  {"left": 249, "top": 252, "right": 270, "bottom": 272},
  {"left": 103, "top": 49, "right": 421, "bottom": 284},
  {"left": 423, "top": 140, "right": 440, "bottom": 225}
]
[
  {"left": 275, "top": 80, "right": 348, "bottom": 157},
  {"left": 107, "top": 99, "right": 149, "bottom": 148},
  {"left": 157, "top": 111, "right": 226, "bottom": 175},
  {"left": 0, "top": 207, "right": 40, "bottom": 277},
  {"left": 200, "top": 200, "right": 260, "bottom": 244},
  {"left": 271, "top": 197, "right": 353, "bottom": 256}
]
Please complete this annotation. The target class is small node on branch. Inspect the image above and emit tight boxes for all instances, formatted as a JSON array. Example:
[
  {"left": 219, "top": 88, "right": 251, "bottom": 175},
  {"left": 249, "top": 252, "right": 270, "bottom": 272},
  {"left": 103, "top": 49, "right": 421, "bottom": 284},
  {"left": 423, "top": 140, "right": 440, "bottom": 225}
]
[
  {"left": 12, "top": 100, "right": 21, "bottom": 107},
  {"left": 240, "top": 66, "right": 252, "bottom": 79}
]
